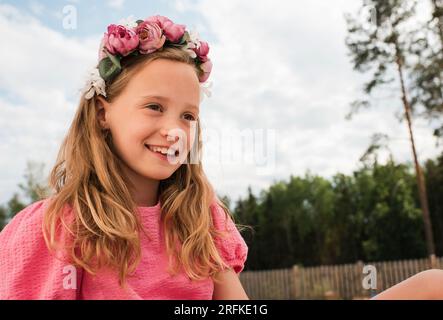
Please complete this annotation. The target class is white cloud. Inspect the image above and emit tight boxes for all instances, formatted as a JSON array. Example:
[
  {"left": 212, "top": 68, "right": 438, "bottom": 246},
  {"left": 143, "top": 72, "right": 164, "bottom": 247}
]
[
  {"left": 0, "top": 4, "right": 99, "bottom": 204},
  {"left": 187, "top": 0, "right": 442, "bottom": 202}
]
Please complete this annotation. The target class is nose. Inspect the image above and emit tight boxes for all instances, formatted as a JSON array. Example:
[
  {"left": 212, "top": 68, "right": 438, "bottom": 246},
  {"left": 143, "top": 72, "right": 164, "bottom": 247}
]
[{"left": 159, "top": 117, "right": 184, "bottom": 143}]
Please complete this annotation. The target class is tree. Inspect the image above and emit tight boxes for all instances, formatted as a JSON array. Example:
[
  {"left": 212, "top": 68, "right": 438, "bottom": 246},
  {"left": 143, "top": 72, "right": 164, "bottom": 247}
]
[
  {"left": 423, "top": 154, "right": 443, "bottom": 255},
  {"left": 408, "top": 0, "right": 443, "bottom": 137},
  {"left": 356, "top": 159, "right": 426, "bottom": 261},
  {"left": 0, "top": 193, "right": 26, "bottom": 231},
  {"left": 231, "top": 157, "right": 432, "bottom": 270},
  {"left": 345, "top": 0, "right": 436, "bottom": 261},
  {"left": 0, "top": 161, "right": 50, "bottom": 231},
  {"left": 431, "top": 0, "right": 443, "bottom": 50},
  {"left": 18, "top": 161, "right": 51, "bottom": 203},
  {"left": 0, "top": 205, "right": 8, "bottom": 230},
  {"left": 7, "top": 193, "right": 26, "bottom": 217}
]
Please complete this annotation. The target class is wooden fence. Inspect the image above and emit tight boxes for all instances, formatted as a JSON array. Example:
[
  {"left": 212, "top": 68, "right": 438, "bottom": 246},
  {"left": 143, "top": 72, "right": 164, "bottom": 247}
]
[{"left": 239, "top": 256, "right": 443, "bottom": 299}]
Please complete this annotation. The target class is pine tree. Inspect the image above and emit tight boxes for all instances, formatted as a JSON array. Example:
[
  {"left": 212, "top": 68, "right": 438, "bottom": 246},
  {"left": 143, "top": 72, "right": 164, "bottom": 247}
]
[
  {"left": 408, "top": 0, "right": 443, "bottom": 137},
  {"left": 345, "top": 0, "right": 436, "bottom": 262}
]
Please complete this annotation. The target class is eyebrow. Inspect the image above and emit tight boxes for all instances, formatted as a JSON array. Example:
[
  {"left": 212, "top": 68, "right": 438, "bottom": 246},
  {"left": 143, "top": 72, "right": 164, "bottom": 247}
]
[{"left": 141, "top": 95, "right": 199, "bottom": 112}]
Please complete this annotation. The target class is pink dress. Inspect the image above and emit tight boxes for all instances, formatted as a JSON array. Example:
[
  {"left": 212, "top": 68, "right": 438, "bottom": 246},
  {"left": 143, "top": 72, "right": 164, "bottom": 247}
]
[{"left": 0, "top": 197, "right": 248, "bottom": 299}]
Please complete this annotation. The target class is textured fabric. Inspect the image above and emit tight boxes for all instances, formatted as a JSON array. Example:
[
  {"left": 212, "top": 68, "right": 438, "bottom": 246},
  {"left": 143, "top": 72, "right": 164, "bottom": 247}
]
[{"left": 0, "top": 197, "right": 248, "bottom": 300}]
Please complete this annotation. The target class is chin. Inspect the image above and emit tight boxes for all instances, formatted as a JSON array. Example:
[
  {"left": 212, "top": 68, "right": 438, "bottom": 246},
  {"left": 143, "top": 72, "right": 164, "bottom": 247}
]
[{"left": 142, "top": 168, "right": 177, "bottom": 181}]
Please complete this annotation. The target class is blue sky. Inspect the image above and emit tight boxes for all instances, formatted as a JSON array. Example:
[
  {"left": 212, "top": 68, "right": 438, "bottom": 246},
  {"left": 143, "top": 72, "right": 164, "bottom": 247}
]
[
  {"left": 0, "top": 0, "right": 441, "bottom": 206},
  {"left": 7, "top": 0, "right": 209, "bottom": 37}
]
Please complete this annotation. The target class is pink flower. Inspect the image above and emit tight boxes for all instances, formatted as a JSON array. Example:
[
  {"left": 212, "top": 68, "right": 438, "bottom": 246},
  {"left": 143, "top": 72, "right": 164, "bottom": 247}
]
[
  {"left": 199, "top": 59, "right": 212, "bottom": 82},
  {"left": 103, "top": 24, "right": 139, "bottom": 56},
  {"left": 194, "top": 41, "right": 210, "bottom": 62},
  {"left": 147, "top": 15, "right": 185, "bottom": 42},
  {"left": 135, "top": 21, "right": 166, "bottom": 54}
]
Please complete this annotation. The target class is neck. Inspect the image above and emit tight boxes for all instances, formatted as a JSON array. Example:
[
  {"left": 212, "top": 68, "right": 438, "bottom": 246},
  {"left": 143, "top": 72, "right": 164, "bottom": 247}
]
[{"left": 121, "top": 164, "right": 160, "bottom": 207}]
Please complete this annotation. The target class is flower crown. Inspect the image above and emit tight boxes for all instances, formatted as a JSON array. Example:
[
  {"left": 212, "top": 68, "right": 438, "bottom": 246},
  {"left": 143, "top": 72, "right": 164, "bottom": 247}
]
[{"left": 82, "top": 15, "right": 213, "bottom": 100}]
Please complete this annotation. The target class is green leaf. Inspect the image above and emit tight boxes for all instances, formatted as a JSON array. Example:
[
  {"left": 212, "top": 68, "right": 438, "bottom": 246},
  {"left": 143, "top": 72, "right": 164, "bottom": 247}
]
[
  {"left": 129, "top": 50, "right": 140, "bottom": 58},
  {"left": 181, "top": 31, "right": 190, "bottom": 44},
  {"left": 98, "top": 53, "right": 122, "bottom": 82}
]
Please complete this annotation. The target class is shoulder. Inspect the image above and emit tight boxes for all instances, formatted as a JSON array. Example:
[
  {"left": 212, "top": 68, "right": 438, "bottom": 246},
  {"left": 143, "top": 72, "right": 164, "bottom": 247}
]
[
  {"left": 209, "top": 197, "right": 234, "bottom": 230},
  {"left": 0, "top": 198, "right": 81, "bottom": 299},
  {"left": 209, "top": 196, "right": 249, "bottom": 274},
  {"left": 0, "top": 197, "right": 74, "bottom": 259},
  {"left": 0, "top": 199, "right": 48, "bottom": 245}
]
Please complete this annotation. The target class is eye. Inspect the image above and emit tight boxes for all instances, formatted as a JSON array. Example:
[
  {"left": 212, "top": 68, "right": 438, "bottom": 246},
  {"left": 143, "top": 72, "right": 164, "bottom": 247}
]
[
  {"left": 146, "top": 104, "right": 162, "bottom": 112},
  {"left": 183, "top": 113, "right": 197, "bottom": 121}
]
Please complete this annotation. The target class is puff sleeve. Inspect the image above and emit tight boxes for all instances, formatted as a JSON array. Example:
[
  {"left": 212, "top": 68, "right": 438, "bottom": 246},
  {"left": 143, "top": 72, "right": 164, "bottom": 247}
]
[
  {"left": 210, "top": 198, "right": 248, "bottom": 274},
  {"left": 0, "top": 199, "right": 83, "bottom": 299}
]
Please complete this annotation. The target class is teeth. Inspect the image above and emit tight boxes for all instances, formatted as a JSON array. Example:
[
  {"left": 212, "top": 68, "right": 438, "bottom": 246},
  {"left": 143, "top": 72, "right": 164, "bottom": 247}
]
[{"left": 146, "top": 144, "right": 178, "bottom": 156}]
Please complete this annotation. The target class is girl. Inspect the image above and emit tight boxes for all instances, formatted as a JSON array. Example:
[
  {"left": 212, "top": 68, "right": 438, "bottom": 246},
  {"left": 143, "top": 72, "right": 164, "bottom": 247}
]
[{"left": 0, "top": 15, "right": 249, "bottom": 300}]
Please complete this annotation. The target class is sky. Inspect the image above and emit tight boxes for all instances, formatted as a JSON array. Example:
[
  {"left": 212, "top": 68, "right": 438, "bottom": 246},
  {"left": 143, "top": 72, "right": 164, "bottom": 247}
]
[{"left": 0, "top": 0, "right": 441, "bottom": 206}]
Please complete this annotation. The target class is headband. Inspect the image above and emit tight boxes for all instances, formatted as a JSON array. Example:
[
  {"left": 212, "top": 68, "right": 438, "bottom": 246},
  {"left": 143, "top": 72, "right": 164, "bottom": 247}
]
[{"left": 82, "top": 15, "right": 213, "bottom": 101}]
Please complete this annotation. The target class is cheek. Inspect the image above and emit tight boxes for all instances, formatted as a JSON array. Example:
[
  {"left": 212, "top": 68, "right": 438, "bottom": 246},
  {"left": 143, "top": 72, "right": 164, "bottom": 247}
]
[{"left": 110, "top": 116, "right": 151, "bottom": 153}]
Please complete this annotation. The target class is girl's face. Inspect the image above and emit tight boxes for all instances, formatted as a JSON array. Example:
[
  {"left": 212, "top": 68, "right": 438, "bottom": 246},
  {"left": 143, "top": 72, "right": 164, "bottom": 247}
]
[{"left": 98, "top": 59, "right": 200, "bottom": 182}]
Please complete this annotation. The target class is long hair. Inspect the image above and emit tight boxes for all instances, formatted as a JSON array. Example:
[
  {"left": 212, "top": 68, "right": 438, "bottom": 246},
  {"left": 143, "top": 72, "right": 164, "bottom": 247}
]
[{"left": 43, "top": 47, "right": 241, "bottom": 286}]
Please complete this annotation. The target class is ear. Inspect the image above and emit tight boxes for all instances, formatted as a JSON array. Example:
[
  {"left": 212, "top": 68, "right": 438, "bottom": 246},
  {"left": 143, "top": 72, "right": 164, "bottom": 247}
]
[{"left": 96, "top": 96, "right": 111, "bottom": 129}]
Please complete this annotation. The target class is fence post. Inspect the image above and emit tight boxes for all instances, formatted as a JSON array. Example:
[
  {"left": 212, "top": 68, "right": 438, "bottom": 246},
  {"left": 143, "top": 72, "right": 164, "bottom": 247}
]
[
  {"left": 356, "top": 260, "right": 364, "bottom": 299},
  {"left": 430, "top": 254, "right": 438, "bottom": 269},
  {"left": 292, "top": 265, "right": 301, "bottom": 300}
]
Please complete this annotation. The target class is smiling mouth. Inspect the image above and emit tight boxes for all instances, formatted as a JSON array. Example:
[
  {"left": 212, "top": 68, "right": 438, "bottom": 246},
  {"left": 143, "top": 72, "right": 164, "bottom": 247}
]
[{"left": 144, "top": 144, "right": 180, "bottom": 157}]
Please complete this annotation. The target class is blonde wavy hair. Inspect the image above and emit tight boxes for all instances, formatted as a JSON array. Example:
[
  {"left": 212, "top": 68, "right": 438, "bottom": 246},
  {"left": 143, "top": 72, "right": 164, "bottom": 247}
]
[{"left": 43, "top": 47, "right": 242, "bottom": 287}]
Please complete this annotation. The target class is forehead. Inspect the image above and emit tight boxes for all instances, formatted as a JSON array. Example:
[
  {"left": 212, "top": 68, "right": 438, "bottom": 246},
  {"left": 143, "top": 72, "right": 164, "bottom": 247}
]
[{"left": 127, "top": 59, "right": 201, "bottom": 107}]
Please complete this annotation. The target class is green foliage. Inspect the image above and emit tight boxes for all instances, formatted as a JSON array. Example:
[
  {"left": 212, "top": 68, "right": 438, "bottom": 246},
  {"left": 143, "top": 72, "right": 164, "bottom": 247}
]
[
  {"left": 0, "top": 161, "right": 50, "bottom": 231},
  {"left": 18, "top": 161, "right": 51, "bottom": 203},
  {"left": 0, "top": 205, "right": 8, "bottom": 230},
  {"left": 233, "top": 157, "right": 440, "bottom": 271},
  {"left": 424, "top": 154, "right": 443, "bottom": 254},
  {"left": 346, "top": 0, "right": 443, "bottom": 137},
  {"left": 98, "top": 53, "right": 122, "bottom": 83},
  {"left": 408, "top": 0, "right": 443, "bottom": 137},
  {"left": 345, "top": 0, "right": 417, "bottom": 115},
  {"left": 0, "top": 193, "right": 25, "bottom": 230}
]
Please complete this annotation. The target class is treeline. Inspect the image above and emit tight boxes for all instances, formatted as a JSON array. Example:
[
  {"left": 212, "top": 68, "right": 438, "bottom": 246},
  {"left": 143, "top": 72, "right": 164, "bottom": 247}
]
[
  {"left": 0, "top": 162, "right": 50, "bottom": 230},
  {"left": 231, "top": 154, "right": 443, "bottom": 270}
]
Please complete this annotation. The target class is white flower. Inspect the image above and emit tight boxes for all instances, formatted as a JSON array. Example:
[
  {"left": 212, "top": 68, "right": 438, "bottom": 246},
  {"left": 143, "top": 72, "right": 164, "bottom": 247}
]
[
  {"left": 188, "top": 29, "right": 201, "bottom": 47},
  {"left": 82, "top": 67, "right": 107, "bottom": 100},
  {"left": 182, "top": 29, "right": 201, "bottom": 59},
  {"left": 182, "top": 42, "right": 197, "bottom": 58},
  {"left": 200, "top": 81, "right": 213, "bottom": 102},
  {"left": 118, "top": 15, "right": 138, "bottom": 29}
]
